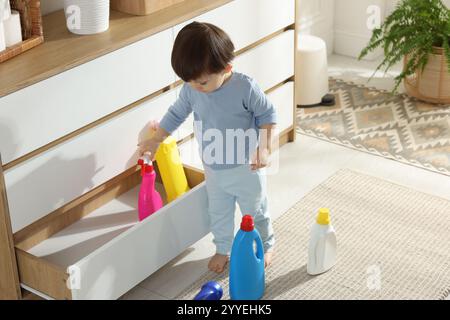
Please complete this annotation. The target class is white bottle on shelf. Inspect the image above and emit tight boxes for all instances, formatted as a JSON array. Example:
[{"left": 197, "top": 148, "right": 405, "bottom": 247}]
[
  {"left": 4, "top": 10, "right": 22, "bottom": 47},
  {"left": 0, "top": 0, "right": 11, "bottom": 21},
  {"left": 307, "top": 208, "right": 337, "bottom": 276}
]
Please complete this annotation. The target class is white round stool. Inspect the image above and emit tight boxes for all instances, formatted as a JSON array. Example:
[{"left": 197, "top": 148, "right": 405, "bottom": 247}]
[{"left": 296, "top": 35, "right": 334, "bottom": 107}]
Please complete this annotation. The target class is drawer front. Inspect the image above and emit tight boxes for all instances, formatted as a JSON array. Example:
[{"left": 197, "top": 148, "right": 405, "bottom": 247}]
[
  {"left": 267, "top": 81, "right": 294, "bottom": 133},
  {"left": 71, "top": 182, "right": 209, "bottom": 300},
  {"left": 4, "top": 90, "right": 176, "bottom": 233},
  {"left": 174, "top": 0, "right": 295, "bottom": 51},
  {"left": 0, "top": 29, "right": 174, "bottom": 165},
  {"left": 234, "top": 30, "right": 294, "bottom": 92}
]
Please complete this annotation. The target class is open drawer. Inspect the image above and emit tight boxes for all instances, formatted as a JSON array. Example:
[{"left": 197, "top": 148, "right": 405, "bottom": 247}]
[{"left": 14, "top": 164, "right": 209, "bottom": 300}]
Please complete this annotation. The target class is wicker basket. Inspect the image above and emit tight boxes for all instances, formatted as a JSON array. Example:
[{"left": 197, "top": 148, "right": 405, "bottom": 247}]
[
  {"left": 404, "top": 47, "right": 450, "bottom": 104},
  {"left": 0, "top": 0, "right": 43, "bottom": 63}
]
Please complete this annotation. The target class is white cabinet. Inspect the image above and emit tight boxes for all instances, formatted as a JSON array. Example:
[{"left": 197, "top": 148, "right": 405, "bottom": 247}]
[
  {"left": 0, "top": 29, "right": 174, "bottom": 165},
  {"left": 174, "top": 0, "right": 295, "bottom": 52},
  {"left": 4, "top": 90, "right": 176, "bottom": 233},
  {"left": 3, "top": 0, "right": 296, "bottom": 300},
  {"left": 234, "top": 30, "right": 294, "bottom": 91},
  {"left": 267, "top": 82, "right": 294, "bottom": 133}
]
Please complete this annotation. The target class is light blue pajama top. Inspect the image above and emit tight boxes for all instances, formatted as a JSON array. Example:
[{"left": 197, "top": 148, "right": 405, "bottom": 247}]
[{"left": 159, "top": 72, "right": 277, "bottom": 170}]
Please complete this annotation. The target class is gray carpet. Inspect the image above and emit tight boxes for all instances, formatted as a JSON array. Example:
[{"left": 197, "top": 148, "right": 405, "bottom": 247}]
[{"left": 176, "top": 169, "right": 450, "bottom": 300}]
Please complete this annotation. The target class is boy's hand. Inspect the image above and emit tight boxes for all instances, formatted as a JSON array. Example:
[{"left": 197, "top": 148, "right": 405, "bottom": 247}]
[
  {"left": 137, "top": 138, "right": 160, "bottom": 160},
  {"left": 251, "top": 147, "right": 271, "bottom": 171},
  {"left": 137, "top": 126, "right": 170, "bottom": 160},
  {"left": 252, "top": 124, "right": 275, "bottom": 170}
]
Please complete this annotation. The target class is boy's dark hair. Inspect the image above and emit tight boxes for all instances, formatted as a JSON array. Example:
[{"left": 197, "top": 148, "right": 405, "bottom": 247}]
[{"left": 171, "top": 22, "right": 235, "bottom": 82}]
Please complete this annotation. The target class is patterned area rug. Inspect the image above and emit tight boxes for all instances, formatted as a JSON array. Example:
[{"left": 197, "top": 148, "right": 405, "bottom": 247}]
[
  {"left": 297, "top": 79, "right": 450, "bottom": 176},
  {"left": 176, "top": 170, "right": 450, "bottom": 300}
]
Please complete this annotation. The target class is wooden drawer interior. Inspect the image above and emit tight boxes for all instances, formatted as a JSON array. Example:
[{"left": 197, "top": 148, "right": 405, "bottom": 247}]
[{"left": 13, "top": 163, "right": 204, "bottom": 300}]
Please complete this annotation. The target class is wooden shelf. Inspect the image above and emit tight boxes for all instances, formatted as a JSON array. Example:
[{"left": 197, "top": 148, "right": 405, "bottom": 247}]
[{"left": 0, "top": 0, "right": 231, "bottom": 98}]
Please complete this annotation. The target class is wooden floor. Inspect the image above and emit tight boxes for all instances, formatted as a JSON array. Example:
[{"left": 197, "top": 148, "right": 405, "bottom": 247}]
[{"left": 21, "top": 289, "right": 43, "bottom": 300}]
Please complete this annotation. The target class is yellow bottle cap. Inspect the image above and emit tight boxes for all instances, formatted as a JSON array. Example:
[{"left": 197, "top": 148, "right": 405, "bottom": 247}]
[{"left": 316, "top": 208, "right": 330, "bottom": 225}]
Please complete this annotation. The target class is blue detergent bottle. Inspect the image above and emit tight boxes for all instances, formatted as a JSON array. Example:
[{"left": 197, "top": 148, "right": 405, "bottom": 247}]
[
  {"left": 229, "top": 215, "right": 265, "bottom": 300},
  {"left": 193, "top": 281, "right": 223, "bottom": 300}
]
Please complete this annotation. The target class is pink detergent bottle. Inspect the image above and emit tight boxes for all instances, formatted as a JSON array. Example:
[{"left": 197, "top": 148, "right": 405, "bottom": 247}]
[{"left": 137, "top": 153, "right": 163, "bottom": 221}]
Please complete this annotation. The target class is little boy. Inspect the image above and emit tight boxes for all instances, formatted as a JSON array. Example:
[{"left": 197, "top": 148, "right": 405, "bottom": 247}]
[{"left": 138, "top": 22, "right": 276, "bottom": 273}]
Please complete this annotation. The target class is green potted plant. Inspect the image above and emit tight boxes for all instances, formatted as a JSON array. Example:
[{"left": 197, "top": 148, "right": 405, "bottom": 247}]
[{"left": 359, "top": 0, "right": 450, "bottom": 104}]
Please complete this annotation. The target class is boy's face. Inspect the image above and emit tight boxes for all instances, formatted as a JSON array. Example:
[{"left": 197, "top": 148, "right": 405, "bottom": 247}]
[{"left": 188, "top": 67, "right": 232, "bottom": 93}]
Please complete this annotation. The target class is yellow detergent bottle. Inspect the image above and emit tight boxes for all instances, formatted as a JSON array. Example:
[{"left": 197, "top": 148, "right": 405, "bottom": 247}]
[{"left": 155, "top": 136, "right": 190, "bottom": 202}]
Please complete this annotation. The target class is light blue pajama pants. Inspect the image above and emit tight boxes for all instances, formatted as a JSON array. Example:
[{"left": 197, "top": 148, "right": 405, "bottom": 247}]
[{"left": 204, "top": 164, "right": 275, "bottom": 256}]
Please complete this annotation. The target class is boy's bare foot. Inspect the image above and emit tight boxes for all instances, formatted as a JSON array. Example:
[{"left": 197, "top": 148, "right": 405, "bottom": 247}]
[
  {"left": 208, "top": 254, "right": 229, "bottom": 273},
  {"left": 264, "top": 251, "right": 274, "bottom": 268}
]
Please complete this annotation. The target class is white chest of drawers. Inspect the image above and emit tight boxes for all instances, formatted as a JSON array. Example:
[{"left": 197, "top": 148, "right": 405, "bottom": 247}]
[{"left": 0, "top": 0, "right": 297, "bottom": 300}]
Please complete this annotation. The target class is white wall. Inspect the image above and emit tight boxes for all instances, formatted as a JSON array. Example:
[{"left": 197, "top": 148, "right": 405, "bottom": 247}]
[
  {"left": 297, "top": 0, "right": 335, "bottom": 55},
  {"left": 41, "top": 0, "right": 64, "bottom": 16},
  {"left": 334, "top": 0, "right": 387, "bottom": 60},
  {"left": 334, "top": 0, "right": 450, "bottom": 60},
  {"left": 385, "top": 0, "right": 399, "bottom": 14}
]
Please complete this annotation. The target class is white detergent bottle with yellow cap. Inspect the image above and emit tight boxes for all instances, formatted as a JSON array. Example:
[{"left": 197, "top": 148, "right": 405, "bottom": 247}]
[{"left": 307, "top": 208, "right": 337, "bottom": 275}]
